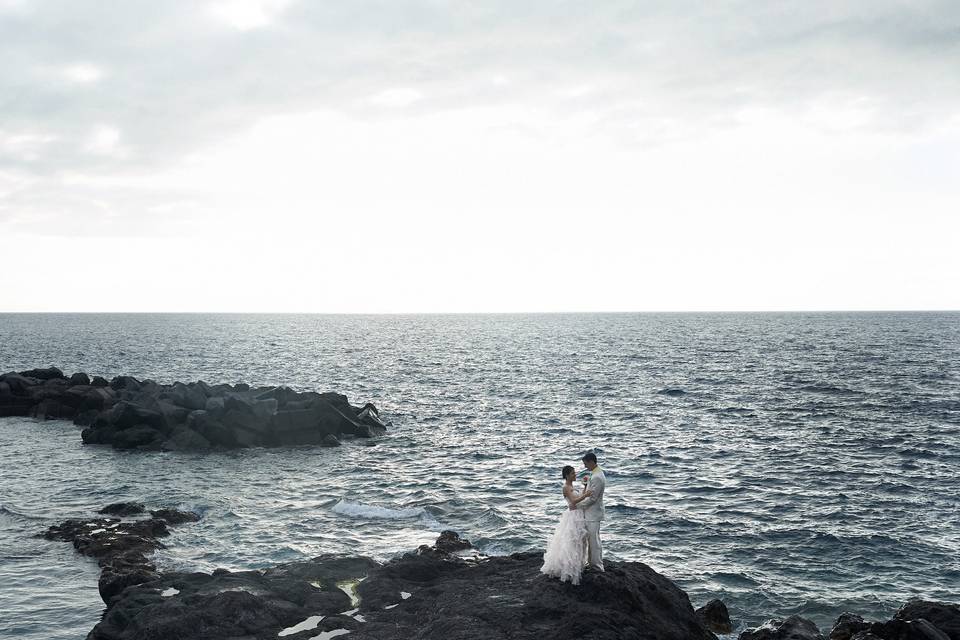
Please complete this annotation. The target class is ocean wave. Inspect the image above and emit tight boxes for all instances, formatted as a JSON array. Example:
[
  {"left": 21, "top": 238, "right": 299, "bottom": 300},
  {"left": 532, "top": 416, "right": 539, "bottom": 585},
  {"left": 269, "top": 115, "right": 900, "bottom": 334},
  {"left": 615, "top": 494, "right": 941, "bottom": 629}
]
[
  {"left": 0, "top": 503, "right": 44, "bottom": 521},
  {"left": 800, "top": 384, "right": 864, "bottom": 396},
  {"left": 330, "top": 500, "right": 442, "bottom": 530}
]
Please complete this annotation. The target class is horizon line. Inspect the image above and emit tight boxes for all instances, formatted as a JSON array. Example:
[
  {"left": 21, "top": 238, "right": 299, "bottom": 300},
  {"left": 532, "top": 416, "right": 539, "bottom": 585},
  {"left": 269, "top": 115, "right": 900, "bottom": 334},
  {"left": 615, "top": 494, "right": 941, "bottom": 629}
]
[{"left": 1, "top": 309, "right": 958, "bottom": 315}]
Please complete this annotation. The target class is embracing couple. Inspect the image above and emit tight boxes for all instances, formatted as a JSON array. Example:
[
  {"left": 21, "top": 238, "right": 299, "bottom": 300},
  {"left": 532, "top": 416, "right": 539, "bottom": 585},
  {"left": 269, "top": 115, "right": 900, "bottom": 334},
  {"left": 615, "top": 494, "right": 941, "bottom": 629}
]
[{"left": 540, "top": 452, "right": 606, "bottom": 586}]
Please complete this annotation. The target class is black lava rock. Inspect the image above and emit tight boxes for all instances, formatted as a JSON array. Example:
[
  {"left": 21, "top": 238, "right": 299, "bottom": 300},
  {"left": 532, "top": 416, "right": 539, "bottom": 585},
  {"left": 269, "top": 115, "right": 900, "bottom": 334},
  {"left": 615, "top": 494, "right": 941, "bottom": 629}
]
[
  {"left": 2, "top": 367, "right": 388, "bottom": 451},
  {"left": 740, "top": 615, "right": 824, "bottom": 640},
  {"left": 697, "top": 598, "right": 734, "bottom": 634}
]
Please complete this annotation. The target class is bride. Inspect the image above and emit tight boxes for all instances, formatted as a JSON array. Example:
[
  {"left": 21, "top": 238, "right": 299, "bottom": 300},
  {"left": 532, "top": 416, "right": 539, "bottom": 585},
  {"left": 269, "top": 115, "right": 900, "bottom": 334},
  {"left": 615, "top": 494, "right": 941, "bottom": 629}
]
[{"left": 540, "top": 465, "right": 593, "bottom": 585}]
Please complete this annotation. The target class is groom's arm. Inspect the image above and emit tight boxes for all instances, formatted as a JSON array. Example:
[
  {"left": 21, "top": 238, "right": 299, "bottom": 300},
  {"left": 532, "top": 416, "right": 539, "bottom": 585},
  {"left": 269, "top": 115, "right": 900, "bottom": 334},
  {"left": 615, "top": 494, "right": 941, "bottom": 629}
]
[{"left": 577, "top": 475, "right": 600, "bottom": 510}]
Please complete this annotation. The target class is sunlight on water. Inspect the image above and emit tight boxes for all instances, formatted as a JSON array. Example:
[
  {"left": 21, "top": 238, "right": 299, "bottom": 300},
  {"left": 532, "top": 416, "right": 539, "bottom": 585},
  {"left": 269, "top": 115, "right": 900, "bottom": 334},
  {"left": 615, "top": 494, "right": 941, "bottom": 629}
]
[{"left": 1, "top": 312, "right": 959, "bottom": 638}]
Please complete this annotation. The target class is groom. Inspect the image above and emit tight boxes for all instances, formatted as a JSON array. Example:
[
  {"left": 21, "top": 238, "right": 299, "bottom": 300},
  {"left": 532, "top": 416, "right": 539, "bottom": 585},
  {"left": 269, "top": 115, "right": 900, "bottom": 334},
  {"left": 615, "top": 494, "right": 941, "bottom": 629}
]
[{"left": 574, "top": 452, "right": 605, "bottom": 571}]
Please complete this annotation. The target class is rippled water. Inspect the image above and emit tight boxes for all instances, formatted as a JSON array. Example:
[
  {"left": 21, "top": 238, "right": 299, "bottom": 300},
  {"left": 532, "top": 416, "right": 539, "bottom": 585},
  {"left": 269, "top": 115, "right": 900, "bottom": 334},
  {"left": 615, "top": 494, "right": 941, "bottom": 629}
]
[{"left": 1, "top": 312, "right": 959, "bottom": 639}]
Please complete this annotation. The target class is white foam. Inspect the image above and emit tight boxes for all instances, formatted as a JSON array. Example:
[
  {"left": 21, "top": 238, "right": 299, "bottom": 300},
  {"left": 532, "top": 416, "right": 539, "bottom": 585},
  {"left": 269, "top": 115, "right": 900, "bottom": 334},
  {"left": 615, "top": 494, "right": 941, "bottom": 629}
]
[
  {"left": 279, "top": 615, "right": 323, "bottom": 636},
  {"left": 309, "top": 630, "right": 350, "bottom": 640},
  {"left": 90, "top": 529, "right": 106, "bottom": 534},
  {"left": 330, "top": 500, "right": 425, "bottom": 521},
  {"left": 160, "top": 588, "right": 179, "bottom": 597},
  {"left": 384, "top": 604, "right": 398, "bottom": 610},
  {"left": 400, "top": 591, "right": 411, "bottom": 600}
]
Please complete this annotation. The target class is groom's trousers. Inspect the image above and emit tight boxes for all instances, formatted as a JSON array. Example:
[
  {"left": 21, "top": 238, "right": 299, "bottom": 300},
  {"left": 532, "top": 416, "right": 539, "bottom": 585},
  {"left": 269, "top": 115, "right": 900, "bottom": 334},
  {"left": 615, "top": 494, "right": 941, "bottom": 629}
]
[{"left": 585, "top": 520, "right": 603, "bottom": 570}]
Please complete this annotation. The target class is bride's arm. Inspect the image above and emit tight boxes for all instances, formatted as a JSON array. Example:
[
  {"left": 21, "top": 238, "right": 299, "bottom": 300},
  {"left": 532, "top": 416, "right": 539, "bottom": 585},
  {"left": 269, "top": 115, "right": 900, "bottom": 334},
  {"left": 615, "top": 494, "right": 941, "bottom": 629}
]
[{"left": 564, "top": 486, "right": 592, "bottom": 510}]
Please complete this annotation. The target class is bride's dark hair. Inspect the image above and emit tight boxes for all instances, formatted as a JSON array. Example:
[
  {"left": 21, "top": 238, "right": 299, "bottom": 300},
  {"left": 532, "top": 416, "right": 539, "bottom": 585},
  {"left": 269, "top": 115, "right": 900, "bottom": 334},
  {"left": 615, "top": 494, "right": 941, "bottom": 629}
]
[{"left": 561, "top": 465, "right": 574, "bottom": 480}]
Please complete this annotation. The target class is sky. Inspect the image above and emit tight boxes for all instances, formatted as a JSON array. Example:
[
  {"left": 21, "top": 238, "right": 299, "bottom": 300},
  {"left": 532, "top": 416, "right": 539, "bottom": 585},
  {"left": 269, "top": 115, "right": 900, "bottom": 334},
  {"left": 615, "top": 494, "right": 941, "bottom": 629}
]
[{"left": 1, "top": 0, "right": 958, "bottom": 312}]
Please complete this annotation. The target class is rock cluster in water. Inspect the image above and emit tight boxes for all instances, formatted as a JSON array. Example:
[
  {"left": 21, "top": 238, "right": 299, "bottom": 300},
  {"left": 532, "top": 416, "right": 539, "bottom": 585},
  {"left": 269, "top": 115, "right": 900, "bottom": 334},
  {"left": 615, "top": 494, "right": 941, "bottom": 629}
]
[
  {"left": 42, "top": 504, "right": 960, "bottom": 640},
  {"left": 42, "top": 502, "right": 200, "bottom": 606},
  {"left": 47, "top": 507, "right": 720, "bottom": 640},
  {"left": 739, "top": 605, "right": 960, "bottom": 640},
  {"left": 0, "top": 366, "right": 387, "bottom": 450}
]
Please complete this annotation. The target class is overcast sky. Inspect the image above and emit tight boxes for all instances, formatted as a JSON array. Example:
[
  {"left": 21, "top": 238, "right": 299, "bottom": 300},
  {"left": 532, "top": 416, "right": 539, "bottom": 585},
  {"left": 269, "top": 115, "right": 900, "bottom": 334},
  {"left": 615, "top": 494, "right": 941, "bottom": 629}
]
[{"left": 1, "top": 0, "right": 958, "bottom": 312}]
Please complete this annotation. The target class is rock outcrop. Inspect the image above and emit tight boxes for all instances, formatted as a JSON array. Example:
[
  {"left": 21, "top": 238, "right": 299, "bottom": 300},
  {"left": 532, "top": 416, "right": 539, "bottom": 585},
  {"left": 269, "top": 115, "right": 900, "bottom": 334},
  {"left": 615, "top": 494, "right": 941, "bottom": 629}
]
[
  {"left": 0, "top": 367, "right": 388, "bottom": 450},
  {"left": 697, "top": 598, "right": 734, "bottom": 634},
  {"left": 742, "top": 603, "right": 960, "bottom": 640},
  {"left": 46, "top": 513, "right": 719, "bottom": 640},
  {"left": 42, "top": 501, "right": 200, "bottom": 605},
  {"left": 740, "top": 615, "right": 825, "bottom": 640}
]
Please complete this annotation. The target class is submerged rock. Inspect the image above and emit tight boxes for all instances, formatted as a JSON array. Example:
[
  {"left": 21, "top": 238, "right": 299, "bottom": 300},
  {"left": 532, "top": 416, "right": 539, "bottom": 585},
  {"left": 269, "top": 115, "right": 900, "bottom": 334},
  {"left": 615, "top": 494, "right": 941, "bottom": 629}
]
[{"left": 0, "top": 368, "right": 388, "bottom": 450}]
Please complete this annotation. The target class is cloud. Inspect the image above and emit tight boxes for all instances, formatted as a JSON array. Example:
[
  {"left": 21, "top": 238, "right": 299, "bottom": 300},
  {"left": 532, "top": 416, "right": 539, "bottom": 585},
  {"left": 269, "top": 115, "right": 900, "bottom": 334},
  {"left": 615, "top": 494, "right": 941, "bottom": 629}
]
[
  {"left": 62, "top": 62, "right": 104, "bottom": 84},
  {"left": 0, "top": 1, "right": 958, "bottom": 310},
  {"left": 206, "top": 0, "right": 294, "bottom": 31},
  {"left": 368, "top": 88, "right": 424, "bottom": 108}
]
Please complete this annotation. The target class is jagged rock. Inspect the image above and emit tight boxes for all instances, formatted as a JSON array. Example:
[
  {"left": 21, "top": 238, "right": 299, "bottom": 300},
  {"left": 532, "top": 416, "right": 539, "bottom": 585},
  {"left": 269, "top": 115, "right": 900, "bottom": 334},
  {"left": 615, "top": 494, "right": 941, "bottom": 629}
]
[
  {"left": 832, "top": 601, "right": 960, "bottom": 640},
  {"left": 167, "top": 381, "right": 207, "bottom": 410},
  {"left": 8, "top": 367, "right": 387, "bottom": 450},
  {"left": 19, "top": 366, "right": 65, "bottom": 380},
  {"left": 62, "top": 385, "right": 114, "bottom": 412},
  {"left": 697, "top": 599, "right": 734, "bottom": 634},
  {"left": 204, "top": 396, "right": 225, "bottom": 414},
  {"left": 110, "top": 375, "right": 142, "bottom": 391},
  {"left": 868, "top": 619, "right": 950, "bottom": 640},
  {"left": 1, "top": 372, "right": 37, "bottom": 395},
  {"left": 113, "top": 424, "right": 164, "bottom": 449},
  {"left": 99, "top": 502, "right": 146, "bottom": 516},
  {"left": 83, "top": 531, "right": 717, "bottom": 640},
  {"left": 44, "top": 505, "right": 199, "bottom": 607},
  {"left": 195, "top": 416, "right": 238, "bottom": 448},
  {"left": 896, "top": 601, "right": 960, "bottom": 640},
  {"left": 832, "top": 613, "right": 871, "bottom": 640},
  {"left": 109, "top": 400, "right": 167, "bottom": 432},
  {"left": 162, "top": 426, "right": 212, "bottom": 451},
  {"left": 149, "top": 509, "right": 201, "bottom": 525},
  {"left": 741, "top": 615, "right": 824, "bottom": 640},
  {"left": 433, "top": 530, "right": 473, "bottom": 554},
  {"left": 321, "top": 433, "right": 341, "bottom": 447},
  {"left": 75, "top": 409, "right": 99, "bottom": 426},
  {"left": 30, "top": 398, "right": 77, "bottom": 420}
]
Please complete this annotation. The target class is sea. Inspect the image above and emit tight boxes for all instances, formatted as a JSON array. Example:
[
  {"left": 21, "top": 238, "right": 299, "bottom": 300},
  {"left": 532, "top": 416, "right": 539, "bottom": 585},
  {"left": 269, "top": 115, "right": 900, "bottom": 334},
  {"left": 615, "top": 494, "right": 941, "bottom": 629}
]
[{"left": 1, "top": 312, "right": 958, "bottom": 639}]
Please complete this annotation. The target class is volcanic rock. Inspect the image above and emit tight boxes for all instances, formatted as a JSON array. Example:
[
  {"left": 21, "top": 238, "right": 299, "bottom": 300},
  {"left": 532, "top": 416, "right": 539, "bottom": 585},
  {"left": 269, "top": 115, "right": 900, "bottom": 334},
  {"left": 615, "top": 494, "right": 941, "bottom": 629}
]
[
  {"left": 1, "top": 367, "right": 388, "bottom": 450},
  {"left": 740, "top": 615, "right": 824, "bottom": 640},
  {"left": 82, "top": 530, "right": 718, "bottom": 640},
  {"left": 43, "top": 504, "right": 199, "bottom": 605},
  {"left": 896, "top": 601, "right": 960, "bottom": 640},
  {"left": 697, "top": 598, "right": 734, "bottom": 634}
]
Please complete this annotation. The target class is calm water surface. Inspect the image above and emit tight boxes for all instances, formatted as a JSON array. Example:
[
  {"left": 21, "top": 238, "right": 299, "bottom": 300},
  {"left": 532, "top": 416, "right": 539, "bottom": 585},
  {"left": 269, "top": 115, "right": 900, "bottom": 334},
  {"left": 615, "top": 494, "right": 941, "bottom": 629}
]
[{"left": 1, "top": 312, "right": 959, "bottom": 639}]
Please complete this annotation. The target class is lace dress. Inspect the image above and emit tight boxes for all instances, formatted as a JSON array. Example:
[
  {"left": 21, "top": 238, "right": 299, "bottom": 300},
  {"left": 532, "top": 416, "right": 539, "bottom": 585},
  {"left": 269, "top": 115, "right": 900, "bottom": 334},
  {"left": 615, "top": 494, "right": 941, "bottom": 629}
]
[{"left": 540, "top": 485, "right": 588, "bottom": 585}]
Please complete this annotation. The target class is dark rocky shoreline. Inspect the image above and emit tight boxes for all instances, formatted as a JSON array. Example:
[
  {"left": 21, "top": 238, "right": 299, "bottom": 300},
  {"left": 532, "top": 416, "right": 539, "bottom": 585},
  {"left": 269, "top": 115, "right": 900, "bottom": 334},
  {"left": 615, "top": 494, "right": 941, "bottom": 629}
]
[
  {"left": 44, "top": 505, "right": 960, "bottom": 640},
  {"left": 0, "top": 367, "right": 387, "bottom": 450}
]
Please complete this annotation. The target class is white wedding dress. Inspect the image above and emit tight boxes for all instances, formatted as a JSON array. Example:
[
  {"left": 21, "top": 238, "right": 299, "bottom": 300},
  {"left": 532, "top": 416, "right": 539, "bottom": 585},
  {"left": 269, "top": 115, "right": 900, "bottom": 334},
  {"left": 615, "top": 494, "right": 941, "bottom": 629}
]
[{"left": 540, "top": 485, "right": 588, "bottom": 585}]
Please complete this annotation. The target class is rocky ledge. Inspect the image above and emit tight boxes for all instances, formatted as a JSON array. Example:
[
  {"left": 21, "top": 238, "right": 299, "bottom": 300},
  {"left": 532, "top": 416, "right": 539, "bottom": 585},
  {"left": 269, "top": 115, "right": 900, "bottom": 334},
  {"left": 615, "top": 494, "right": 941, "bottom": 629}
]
[
  {"left": 48, "top": 508, "right": 719, "bottom": 640},
  {"left": 0, "top": 366, "right": 387, "bottom": 450},
  {"left": 42, "top": 501, "right": 201, "bottom": 606},
  {"left": 739, "top": 605, "right": 960, "bottom": 640}
]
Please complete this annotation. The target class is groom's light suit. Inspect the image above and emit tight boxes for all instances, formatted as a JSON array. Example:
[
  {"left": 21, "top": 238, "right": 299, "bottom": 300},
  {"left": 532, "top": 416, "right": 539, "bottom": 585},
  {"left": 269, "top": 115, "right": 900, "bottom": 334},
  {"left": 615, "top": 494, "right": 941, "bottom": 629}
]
[{"left": 577, "top": 467, "right": 606, "bottom": 570}]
